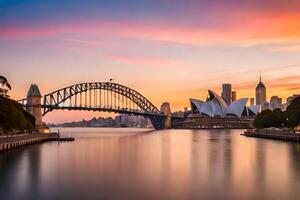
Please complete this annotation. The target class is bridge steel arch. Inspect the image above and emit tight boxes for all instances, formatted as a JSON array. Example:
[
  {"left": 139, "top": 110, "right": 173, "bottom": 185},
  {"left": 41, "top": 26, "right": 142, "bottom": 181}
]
[{"left": 30, "top": 82, "right": 167, "bottom": 129}]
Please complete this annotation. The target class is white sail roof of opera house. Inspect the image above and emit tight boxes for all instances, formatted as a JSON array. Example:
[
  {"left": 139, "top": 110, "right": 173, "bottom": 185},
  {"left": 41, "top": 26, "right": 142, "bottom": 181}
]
[
  {"left": 200, "top": 101, "right": 214, "bottom": 117},
  {"left": 208, "top": 90, "right": 227, "bottom": 114},
  {"left": 190, "top": 90, "right": 228, "bottom": 117},
  {"left": 190, "top": 91, "right": 227, "bottom": 117},
  {"left": 190, "top": 99, "right": 204, "bottom": 113},
  {"left": 248, "top": 105, "right": 260, "bottom": 115},
  {"left": 225, "top": 98, "right": 248, "bottom": 118},
  {"left": 190, "top": 90, "right": 256, "bottom": 118}
]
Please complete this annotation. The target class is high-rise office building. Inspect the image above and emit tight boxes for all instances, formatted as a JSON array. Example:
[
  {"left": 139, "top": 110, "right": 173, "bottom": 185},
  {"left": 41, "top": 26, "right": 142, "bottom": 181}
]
[
  {"left": 270, "top": 96, "right": 282, "bottom": 110},
  {"left": 232, "top": 91, "right": 237, "bottom": 102},
  {"left": 255, "top": 75, "right": 266, "bottom": 106},
  {"left": 221, "top": 83, "right": 232, "bottom": 105},
  {"left": 250, "top": 98, "right": 255, "bottom": 106},
  {"left": 263, "top": 101, "right": 270, "bottom": 110}
]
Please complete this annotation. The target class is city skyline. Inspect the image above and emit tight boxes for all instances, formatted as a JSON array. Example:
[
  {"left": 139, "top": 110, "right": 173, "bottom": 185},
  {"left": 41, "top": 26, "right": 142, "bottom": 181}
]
[{"left": 1, "top": 0, "right": 300, "bottom": 122}]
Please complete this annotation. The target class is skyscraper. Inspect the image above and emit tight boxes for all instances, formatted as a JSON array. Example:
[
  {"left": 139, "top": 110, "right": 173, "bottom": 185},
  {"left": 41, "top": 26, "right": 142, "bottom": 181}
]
[
  {"left": 221, "top": 83, "right": 232, "bottom": 105},
  {"left": 232, "top": 91, "right": 237, "bottom": 102},
  {"left": 250, "top": 98, "right": 255, "bottom": 106},
  {"left": 255, "top": 75, "right": 266, "bottom": 106},
  {"left": 270, "top": 96, "right": 282, "bottom": 110}
]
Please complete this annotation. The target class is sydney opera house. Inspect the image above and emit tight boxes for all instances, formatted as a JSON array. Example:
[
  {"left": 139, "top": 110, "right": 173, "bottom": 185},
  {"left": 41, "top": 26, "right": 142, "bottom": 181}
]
[
  {"left": 173, "top": 90, "right": 259, "bottom": 129},
  {"left": 190, "top": 90, "right": 260, "bottom": 118}
]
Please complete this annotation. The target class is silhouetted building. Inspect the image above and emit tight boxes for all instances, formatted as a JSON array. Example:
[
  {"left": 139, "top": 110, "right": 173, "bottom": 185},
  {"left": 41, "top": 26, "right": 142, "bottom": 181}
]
[
  {"left": 256, "top": 75, "right": 266, "bottom": 107},
  {"left": 221, "top": 84, "right": 232, "bottom": 105},
  {"left": 270, "top": 96, "right": 282, "bottom": 110},
  {"left": 232, "top": 91, "right": 237, "bottom": 102}
]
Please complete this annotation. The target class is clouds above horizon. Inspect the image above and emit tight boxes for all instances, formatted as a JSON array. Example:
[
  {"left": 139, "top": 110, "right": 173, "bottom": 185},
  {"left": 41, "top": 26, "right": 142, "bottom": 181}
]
[
  {"left": 1, "top": 0, "right": 300, "bottom": 46},
  {"left": 1, "top": 0, "right": 300, "bottom": 122}
]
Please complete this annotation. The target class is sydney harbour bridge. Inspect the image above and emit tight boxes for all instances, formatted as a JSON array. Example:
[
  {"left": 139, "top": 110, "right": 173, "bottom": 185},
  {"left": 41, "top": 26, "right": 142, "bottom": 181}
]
[{"left": 19, "top": 82, "right": 180, "bottom": 130}]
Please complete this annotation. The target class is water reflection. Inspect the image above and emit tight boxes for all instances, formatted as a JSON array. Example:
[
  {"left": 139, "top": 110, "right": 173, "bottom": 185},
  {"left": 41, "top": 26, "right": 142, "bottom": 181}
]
[
  {"left": 0, "top": 145, "right": 42, "bottom": 199},
  {"left": 1, "top": 128, "right": 300, "bottom": 200}
]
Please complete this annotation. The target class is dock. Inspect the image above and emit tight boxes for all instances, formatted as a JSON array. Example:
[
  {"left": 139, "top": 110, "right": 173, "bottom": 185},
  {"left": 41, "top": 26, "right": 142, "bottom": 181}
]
[
  {"left": 0, "top": 133, "right": 58, "bottom": 152},
  {"left": 50, "top": 137, "right": 75, "bottom": 142},
  {"left": 0, "top": 133, "right": 75, "bottom": 152},
  {"left": 243, "top": 129, "right": 300, "bottom": 142}
]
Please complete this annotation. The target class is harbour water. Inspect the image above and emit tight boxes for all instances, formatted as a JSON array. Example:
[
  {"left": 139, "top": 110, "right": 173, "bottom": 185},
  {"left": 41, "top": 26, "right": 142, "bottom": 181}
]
[{"left": 1, "top": 128, "right": 300, "bottom": 200}]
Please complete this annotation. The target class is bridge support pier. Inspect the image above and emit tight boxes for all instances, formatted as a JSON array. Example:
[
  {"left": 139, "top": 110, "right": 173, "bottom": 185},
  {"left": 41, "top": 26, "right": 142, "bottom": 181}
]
[
  {"left": 149, "top": 102, "right": 172, "bottom": 130},
  {"left": 26, "top": 84, "right": 43, "bottom": 129},
  {"left": 160, "top": 102, "right": 172, "bottom": 129}
]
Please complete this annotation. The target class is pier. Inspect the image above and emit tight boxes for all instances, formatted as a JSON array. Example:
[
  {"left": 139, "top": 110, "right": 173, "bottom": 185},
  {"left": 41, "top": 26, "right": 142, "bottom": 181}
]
[
  {"left": 243, "top": 129, "right": 300, "bottom": 142},
  {"left": 0, "top": 133, "right": 58, "bottom": 152}
]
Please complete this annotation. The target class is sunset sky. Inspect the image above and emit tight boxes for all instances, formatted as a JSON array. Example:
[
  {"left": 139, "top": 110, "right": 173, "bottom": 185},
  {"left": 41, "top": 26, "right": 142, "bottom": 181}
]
[{"left": 1, "top": 0, "right": 300, "bottom": 123}]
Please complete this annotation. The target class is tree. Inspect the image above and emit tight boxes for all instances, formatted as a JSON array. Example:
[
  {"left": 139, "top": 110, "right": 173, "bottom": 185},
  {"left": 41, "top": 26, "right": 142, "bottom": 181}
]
[
  {"left": 0, "top": 96, "right": 35, "bottom": 134},
  {"left": 254, "top": 109, "right": 272, "bottom": 128},
  {"left": 271, "top": 108, "right": 287, "bottom": 128},
  {"left": 253, "top": 109, "right": 287, "bottom": 129},
  {"left": 286, "top": 97, "right": 300, "bottom": 129}
]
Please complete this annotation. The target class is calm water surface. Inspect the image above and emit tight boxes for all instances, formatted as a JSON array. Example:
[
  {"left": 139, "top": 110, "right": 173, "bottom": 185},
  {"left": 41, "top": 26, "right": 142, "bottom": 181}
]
[{"left": 1, "top": 128, "right": 300, "bottom": 200}]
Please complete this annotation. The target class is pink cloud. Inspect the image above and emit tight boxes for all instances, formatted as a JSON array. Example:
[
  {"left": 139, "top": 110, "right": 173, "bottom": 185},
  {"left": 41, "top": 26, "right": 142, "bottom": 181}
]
[
  {"left": 63, "top": 38, "right": 106, "bottom": 46},
  {"left": 104, "top": 53, "right": 179, "bottom": 67},
  {"left": 2, "top": 11, "right": 300, "bottom": 46}
]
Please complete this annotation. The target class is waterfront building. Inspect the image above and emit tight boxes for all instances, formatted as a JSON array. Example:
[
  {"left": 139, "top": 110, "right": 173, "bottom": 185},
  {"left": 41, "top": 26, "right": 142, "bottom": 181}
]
[
  {"left": 183, "top": 90, "right": 259, "bottom": 129},
  {"left": 255, "top": 75, "right": 266, "bottom": 106},
  {"left": 114, "top": 115, "right": 121, "bottom": 124},
  {"left": 263, "top": 101, "right": 270, "bottom": 110},
  {"left": 119, "top": 114, "right": 148, "bottom": 127},
  {"left": 190, "top": 90, "right": 259, "bottom": 118},
  {"left": 221, "top": 84, "right": 232, "bottom": 105},
  {"left": 121, "top": 114, "right": 129, "bottom": 124},
  {"left": 232, "top": 91, "right": 237, "bottom": 102},
  {"left": 250, "top": 98, "right": 255, "bottom": 106},
  {"left": 270, "top": 96, "right": 282, "bottom": 110},
  {"left": 281, "top": 103, "right": 287, "bottom": 111}
]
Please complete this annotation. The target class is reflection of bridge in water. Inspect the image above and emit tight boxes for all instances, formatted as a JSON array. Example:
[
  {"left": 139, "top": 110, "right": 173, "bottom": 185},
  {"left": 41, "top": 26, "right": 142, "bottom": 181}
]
[{"left": 19, "top": 82, "right": 180, "bottom": 130}]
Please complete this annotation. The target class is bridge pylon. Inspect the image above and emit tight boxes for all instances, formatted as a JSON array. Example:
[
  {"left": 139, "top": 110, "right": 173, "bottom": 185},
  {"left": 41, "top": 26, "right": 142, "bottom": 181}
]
[
  {"left": 160, "top": 102, "right": 172, "bottom": 129},
  {"left": 26, "top": 84, "right": 43, "bottom": 129}
]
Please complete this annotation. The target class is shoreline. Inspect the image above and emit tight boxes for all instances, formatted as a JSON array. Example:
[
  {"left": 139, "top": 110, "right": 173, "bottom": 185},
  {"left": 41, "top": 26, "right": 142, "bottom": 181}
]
[
  {"left": 242, "top": 129, "right": 300, "bottom": 142},
  {"left": 0, "top": 133, "right": 58, "bottom": 152}
]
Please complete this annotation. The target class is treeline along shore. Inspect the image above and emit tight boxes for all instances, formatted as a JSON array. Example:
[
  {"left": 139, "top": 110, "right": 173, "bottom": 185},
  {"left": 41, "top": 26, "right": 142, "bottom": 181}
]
[
  {"left": 0, "top": 96, "right": 59, "bottom": 152},
  {"left": 0, "top": 96, "right": 35, "bottom": 135},
  {"left": 243, "top": 97, "right": 300, "bottom": 141}
]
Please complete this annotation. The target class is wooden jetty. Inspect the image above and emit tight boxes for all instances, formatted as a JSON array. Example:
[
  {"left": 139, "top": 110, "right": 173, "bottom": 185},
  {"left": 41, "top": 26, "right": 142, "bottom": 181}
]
[{"left": 243, "top": 129, "right": 300, "bottom": 142}]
